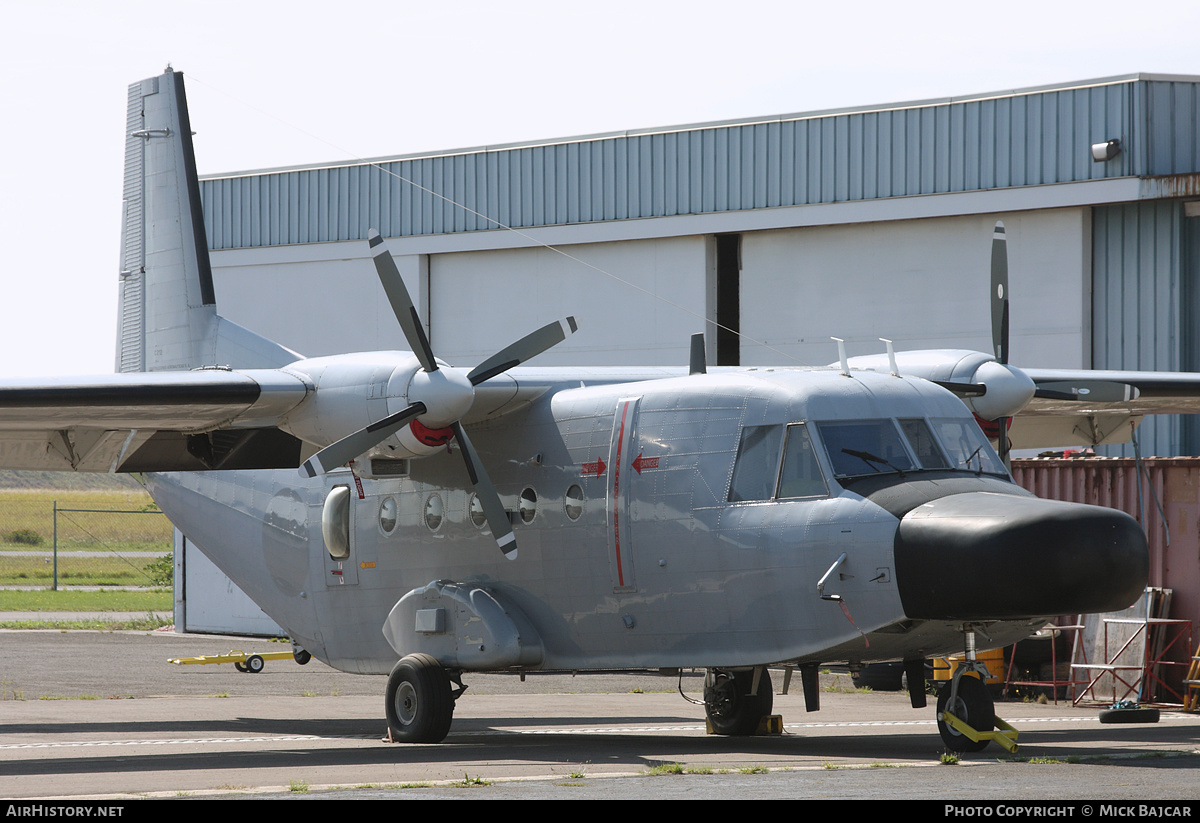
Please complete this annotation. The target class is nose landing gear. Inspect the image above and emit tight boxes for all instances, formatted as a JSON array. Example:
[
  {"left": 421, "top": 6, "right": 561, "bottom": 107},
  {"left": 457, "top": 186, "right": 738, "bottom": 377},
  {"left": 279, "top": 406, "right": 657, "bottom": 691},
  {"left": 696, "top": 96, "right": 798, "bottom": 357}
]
[{"left": 935, "top": 627, "right": 1019, "bottom": 753}]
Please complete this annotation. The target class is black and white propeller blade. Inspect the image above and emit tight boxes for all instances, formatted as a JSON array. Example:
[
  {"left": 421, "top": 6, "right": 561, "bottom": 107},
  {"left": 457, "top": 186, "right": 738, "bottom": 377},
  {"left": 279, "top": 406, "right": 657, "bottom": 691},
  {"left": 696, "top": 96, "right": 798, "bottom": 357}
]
[
  {"left": 989, "top": 222, "right": 1013, "bottom": 467},
  {"left": 302, "top": 230, "right": 578, "bottom": 558},
  {"left": 369, "top": 229, "right": 438, "bottom": 373},
  {"left": 991, "top": 222, "right": 1010, "bottom": 366},
  {"left": 300, "top": 402, "right": 427, "bottom": 479},
  {"left": 451, "top": 421, "right": 517, "bottom": 559},
  {"left": 467, "top": 316, "right": 579, "bottom": 386}
]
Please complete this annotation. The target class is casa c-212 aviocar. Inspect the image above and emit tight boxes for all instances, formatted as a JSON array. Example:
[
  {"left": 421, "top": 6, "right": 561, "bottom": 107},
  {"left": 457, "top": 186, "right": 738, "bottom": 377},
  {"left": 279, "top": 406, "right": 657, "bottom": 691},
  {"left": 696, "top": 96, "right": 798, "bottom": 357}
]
[{"left": 4, "top": 68, "right": 1193, "bottom": 752}]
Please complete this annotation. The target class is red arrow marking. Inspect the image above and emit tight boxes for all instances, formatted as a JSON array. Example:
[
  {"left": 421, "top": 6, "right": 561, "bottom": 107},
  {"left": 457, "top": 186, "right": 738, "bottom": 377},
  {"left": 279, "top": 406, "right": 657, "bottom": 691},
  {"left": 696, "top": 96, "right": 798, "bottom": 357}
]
[
  {"left": 582, "top": 456, "right": 607, "bottom": 477},
  {"left": 632, "top": 452, "right": 659, "bottom": 474}
]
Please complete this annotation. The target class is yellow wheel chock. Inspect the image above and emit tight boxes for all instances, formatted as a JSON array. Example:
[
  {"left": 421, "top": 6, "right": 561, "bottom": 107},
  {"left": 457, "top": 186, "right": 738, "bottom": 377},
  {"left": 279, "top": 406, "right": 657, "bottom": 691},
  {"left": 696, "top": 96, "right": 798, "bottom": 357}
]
[
  {"left": 940, "top": 709, "right": 1020, "bottom": 753},
  {"left": 167, "top": 649, "right": 295, "bottom": 673}
]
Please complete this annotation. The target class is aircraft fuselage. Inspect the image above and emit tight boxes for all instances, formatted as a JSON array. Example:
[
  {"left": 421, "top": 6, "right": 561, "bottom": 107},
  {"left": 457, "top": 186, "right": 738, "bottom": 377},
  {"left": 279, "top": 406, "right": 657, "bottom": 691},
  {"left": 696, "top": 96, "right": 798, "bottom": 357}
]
[{"left": 145, "top": 366, "right": 1147, "bottom": 677}]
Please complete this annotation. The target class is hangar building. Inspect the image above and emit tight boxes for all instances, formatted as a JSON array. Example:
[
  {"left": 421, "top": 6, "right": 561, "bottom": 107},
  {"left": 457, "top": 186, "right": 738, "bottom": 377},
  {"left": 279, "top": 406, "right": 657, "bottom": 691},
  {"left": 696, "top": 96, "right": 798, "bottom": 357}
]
[{"left": 195, "top": 73, "right": 1200, "bottom": 458}]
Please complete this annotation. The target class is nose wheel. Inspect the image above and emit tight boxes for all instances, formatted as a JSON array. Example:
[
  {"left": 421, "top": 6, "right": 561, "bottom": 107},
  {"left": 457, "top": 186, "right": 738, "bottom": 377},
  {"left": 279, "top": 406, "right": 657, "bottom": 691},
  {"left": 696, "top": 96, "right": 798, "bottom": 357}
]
[{"left": 936, "top": 675, "right": 994, "bottom": 752}]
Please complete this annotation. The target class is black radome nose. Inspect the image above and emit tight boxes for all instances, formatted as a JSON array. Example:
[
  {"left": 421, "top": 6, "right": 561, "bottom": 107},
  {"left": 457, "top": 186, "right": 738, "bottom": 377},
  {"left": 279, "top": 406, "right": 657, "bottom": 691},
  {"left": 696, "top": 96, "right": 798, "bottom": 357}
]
[{"left": 894, "top": 492, "right": 1148, "bottom": 620}]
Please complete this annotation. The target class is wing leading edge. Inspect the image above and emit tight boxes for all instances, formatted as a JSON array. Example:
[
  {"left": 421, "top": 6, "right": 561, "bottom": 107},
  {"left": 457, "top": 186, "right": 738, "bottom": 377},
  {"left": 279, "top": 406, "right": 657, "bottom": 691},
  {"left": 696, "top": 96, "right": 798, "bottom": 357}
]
[{"left": 0, "top": 370, "right": 311, "bottom": 472}]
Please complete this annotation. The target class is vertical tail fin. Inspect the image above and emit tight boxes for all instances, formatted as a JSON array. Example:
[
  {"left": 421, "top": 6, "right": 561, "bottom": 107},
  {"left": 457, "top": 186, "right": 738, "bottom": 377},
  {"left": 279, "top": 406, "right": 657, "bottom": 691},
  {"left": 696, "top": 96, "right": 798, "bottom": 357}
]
[{"left": 117, "top": 68, "right": 299, "bottom": 373}]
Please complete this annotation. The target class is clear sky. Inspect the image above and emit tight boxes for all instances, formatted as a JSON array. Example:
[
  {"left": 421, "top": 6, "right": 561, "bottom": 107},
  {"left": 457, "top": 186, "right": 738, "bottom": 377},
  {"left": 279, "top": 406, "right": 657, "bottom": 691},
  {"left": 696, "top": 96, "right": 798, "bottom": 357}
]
[{"left": 2, "top": 0, "right": 1198, "bottom": 377}]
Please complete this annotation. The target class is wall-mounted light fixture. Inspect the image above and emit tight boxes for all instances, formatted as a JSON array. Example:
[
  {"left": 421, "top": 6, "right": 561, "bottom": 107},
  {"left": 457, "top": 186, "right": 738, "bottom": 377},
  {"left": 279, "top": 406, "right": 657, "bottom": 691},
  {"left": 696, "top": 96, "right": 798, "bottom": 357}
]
[{"left": 1091, "top": 139, "right": 1121, "bottom": 162}]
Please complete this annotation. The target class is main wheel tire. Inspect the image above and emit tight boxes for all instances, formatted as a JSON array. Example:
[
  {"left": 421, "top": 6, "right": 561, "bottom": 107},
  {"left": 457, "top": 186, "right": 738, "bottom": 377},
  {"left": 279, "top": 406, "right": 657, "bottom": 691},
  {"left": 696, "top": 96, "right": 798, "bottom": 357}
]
[
  {"left": 293, "top": 649, "right": 312, "bottom": 666},
  {"left": 936, "top": 676, "right": 994, "bottom": 752},
  {"left": 245, "top": 655, "right": 264, "bottom": 674},
  {"left": 704, "top": 668, "right": 773, "bottom": 736},
  {"left": 385, "top": 653, "right": 454, "bottom": 743}
]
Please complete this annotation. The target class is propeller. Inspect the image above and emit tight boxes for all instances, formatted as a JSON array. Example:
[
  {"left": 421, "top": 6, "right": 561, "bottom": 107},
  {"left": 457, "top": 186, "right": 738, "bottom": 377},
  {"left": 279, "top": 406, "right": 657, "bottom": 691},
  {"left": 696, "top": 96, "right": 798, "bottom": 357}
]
[
  {"left": 989, "top": 221, "right": 1013, "bottom": 468},
  {"left": 299, "top": 229, "right": 578, "bottom": 560}
]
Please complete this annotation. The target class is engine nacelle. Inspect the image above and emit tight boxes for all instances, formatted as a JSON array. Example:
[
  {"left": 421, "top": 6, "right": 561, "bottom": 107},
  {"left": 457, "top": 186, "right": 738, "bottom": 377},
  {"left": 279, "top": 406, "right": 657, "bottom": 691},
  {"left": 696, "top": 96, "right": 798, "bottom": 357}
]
[{"left": 279, "top": 352, "right": 461, "bottom": 462}]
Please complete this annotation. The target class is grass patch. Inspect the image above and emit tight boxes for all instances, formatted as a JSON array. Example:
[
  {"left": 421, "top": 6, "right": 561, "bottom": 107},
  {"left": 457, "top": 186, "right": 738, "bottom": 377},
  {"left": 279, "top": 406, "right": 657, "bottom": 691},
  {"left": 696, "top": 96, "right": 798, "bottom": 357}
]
[
  {"left": 822, "top": 675, "right": 872, "bottom": 693},
  {"left": 0, "top": 588, "right": 172, "bottom": 612},
  {"left": 451, "top": 774, "right": 491, "bottom": 787},
  {"left": 939, "top": 752, "right": 960, "bottom": 765},
  {"left": 0, "top": 555, "right": 170, "bottom": 588},
  {"left": 288, "top": 779, "right": 309, "bottom": 794},
  {"left": 0, "top": 614, "right": 172, "bottom": 631},
  {"left": 646, "top": 763, "right": 685, "bottom": 775}
]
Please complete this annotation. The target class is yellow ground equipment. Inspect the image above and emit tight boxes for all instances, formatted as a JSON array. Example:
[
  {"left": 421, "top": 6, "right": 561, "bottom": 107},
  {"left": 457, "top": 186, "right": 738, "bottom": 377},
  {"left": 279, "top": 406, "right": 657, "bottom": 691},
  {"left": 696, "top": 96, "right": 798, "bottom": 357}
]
[{"left": 167, "top": 649, "right": 297, "bottom": 673}]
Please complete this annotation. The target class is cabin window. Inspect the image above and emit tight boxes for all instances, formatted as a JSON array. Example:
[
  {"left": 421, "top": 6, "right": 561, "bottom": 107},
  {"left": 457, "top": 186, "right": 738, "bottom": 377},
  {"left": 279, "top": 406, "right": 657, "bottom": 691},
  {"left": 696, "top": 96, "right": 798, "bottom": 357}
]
[
  {"left": 728, "top": 424, "right": 784, "bottom": 502},
  {"left": 898, "top": 418, "right": 950, "bottom": 469},
  {"left": 519, "top": 488, "right": 538, "bottom": 523},
  {"left": 378, "top": 496, "right": 398, "bottom": 535},
  {"left": 564, "top": 484, "right": 585, "bottom": 520},
  {"left": 468, "top": 494, "right": 488, "bottom": 529},
  {"left": 817, "top": 420, "right": 915, "bottom": 478},
  {"left": 777, "top": 424, "right": 828, "bottom": 499},
  {"left": 424, "top": 494, "right": 444, "bottom": 531},
  {"left": 931, "top": 418, "right": 1007, "bottom": 475}
]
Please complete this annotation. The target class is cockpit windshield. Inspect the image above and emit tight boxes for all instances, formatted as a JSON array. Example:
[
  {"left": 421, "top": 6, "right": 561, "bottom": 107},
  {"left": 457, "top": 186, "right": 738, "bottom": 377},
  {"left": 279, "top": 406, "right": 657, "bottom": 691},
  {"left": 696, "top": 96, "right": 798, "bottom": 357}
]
[
  {"left": 815, "top": 417, "right": 1007, "bottom": 480},
  {"left": 726, "top": 415, "right": 1007, "bottom": 503},
  {"left": 817, "top": 420, "right": 915, "bottom": 478}
]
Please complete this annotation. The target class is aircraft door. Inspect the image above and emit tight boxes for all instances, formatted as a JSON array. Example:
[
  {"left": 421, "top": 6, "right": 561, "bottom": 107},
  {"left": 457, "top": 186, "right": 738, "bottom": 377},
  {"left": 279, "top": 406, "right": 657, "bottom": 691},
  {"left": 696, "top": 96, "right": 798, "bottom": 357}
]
[
  {"left": 320, "top": 475, "right": 360, "bottom": 587},
  {"left": 606, "top": 396, "right": 642, "bottom": 592}
]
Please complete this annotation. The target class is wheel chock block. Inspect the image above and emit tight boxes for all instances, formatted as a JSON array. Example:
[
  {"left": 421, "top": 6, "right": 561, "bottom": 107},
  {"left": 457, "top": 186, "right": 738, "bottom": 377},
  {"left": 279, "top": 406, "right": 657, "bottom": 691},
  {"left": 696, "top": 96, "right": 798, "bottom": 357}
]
[
  {"left": 756, "top": 715, "right": 783, "bottom": 735},
  {"left": 705, "top": 715, "right": 783, "bottom": 736}
]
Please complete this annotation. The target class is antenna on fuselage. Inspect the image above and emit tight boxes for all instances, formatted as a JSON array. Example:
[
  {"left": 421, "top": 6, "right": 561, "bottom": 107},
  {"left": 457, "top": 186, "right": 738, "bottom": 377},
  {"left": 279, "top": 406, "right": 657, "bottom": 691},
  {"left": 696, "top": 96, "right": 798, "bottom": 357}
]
[
  {"left": 881, "top": 338, "right": 899, "bottom": 377},
  {"left": 831, "top": 337, "right": 850, "bottom": 377},
  {"left": 689, "top": 333, "right": 707, "bottom": 375}
]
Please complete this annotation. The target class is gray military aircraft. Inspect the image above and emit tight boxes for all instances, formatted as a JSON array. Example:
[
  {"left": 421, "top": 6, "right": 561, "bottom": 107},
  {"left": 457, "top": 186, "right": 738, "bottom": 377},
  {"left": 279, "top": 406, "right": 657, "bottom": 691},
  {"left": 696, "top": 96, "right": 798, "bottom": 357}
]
[{"left": 0, "top": 68, "right": 1183, "bottom": 752}]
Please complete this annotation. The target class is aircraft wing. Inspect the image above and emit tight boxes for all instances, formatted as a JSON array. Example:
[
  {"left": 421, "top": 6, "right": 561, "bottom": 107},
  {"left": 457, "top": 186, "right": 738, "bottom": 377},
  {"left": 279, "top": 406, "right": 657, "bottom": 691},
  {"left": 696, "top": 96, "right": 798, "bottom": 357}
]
[
  {"left": 1007, "top": 367, "right": 1200, "bottom": 449},
  {"left": 1022, "top": 368, "right": 1200, "bottom": 416},
  {"left": 0, "top": 370, "right": 311, "bottom": 472}
]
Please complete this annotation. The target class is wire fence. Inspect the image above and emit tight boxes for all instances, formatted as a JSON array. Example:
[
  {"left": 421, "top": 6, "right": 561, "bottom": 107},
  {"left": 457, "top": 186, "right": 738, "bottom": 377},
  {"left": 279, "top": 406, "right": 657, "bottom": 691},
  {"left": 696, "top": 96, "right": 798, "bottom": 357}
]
[{"left": 0, "top": 492, "right": 171, "bottom": 590}]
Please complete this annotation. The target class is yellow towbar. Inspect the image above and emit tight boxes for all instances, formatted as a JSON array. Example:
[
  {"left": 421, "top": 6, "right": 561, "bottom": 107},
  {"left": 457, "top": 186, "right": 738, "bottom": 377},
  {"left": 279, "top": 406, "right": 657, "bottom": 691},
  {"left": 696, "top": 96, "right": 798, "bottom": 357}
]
[
  {"left": 167, "top": 649, "right": 295, "bottom": 673},
  {"left": 941, "top": 710, "right": 1020, "bottom": 753}
]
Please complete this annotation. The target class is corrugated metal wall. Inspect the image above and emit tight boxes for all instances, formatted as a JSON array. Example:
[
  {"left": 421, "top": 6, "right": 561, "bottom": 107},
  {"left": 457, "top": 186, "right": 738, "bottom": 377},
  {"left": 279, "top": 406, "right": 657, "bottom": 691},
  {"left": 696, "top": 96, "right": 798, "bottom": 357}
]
[
  {"left": 1092, "top": 201, "right": 1186, "bottom": 456},
  {"left": 200, "top": 77, "right": 1197, "bottom": 250},
  {"left": 1013, "top": 457, "right": 1199, "bottom": 691}
]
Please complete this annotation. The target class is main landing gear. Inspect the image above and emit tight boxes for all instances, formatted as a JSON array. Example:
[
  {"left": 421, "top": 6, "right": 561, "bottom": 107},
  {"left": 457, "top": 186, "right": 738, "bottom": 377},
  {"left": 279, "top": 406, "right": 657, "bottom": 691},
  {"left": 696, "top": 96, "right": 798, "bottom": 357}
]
[
  {"left": 703, "top": 667, "right": 774, "bottom": 736},
  {"left": 385, "top": 653, "right": 462, "bottom": 743}
]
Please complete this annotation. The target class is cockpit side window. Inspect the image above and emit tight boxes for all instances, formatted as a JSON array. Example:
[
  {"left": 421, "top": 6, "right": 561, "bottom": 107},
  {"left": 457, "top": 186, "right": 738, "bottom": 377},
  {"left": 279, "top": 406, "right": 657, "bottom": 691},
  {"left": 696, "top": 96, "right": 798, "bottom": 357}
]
[
  {"left": 778, "top": 423, "right": 829, "bottom": 499},
  {"left": 899, "top": 418, "right": 950, "bottom": 469},
  {"left": 728, "top": 424, "right": 784, "bottom": 502},
  {"left": 931, "top": 418, "right": 1007, "bottom": 475}
]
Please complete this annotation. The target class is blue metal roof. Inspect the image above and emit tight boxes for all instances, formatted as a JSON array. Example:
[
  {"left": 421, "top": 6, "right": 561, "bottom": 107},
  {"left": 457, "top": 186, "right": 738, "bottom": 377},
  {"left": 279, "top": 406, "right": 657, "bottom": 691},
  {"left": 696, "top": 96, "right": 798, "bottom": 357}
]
[{"left": 200, "top": 74, "right": 1200, "bottom": 250}]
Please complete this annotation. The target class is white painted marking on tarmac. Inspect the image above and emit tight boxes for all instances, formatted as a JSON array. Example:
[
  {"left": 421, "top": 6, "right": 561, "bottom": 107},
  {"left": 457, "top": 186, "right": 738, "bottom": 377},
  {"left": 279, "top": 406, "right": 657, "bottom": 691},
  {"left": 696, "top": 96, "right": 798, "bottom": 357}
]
[{"left": 0, "top": 734, "right": 378, "bottom": 750}]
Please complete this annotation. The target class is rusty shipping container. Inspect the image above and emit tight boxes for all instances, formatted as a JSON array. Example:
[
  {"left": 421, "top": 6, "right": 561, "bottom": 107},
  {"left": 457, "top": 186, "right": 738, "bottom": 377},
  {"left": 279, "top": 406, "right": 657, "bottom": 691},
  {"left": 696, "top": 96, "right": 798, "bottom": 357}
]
[{"left": 1012, "top": 457, "right": 1199, "bottom": 699}]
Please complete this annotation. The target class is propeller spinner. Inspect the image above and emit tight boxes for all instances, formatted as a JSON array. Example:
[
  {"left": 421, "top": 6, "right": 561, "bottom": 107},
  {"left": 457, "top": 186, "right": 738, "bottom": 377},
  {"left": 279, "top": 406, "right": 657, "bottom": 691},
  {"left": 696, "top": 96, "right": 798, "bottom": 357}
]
[{"left": 300, "top": 230, "right": 578, "bottom": 560}]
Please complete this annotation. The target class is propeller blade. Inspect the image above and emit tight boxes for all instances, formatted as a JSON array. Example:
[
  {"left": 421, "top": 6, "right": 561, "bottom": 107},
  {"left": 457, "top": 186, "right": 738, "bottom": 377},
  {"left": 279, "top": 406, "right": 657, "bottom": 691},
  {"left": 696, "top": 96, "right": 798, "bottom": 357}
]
[
  {"left": 990, "top": 221, "right": 1009, "bottom": 365},
  {"left": 299, "top": 401, "right": 427, "bottom": 478},
  {"left": 368, "top": 230, "right": 438, "bottom": 373},
  {"left": 467, "top": 317, "right": 579, "bottom": 386},
  {"left": 1034, "top": 380, "right": 1140, "bottom": 404},
  {"left": 451, "top": 420, "right": 517, "bottom": 559}
]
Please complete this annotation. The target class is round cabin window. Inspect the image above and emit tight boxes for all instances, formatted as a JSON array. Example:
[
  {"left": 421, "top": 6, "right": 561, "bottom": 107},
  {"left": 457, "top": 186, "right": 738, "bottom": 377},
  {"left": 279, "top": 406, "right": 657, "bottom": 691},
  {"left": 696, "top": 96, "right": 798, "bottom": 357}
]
[
  {"left": 424, "top": 494, "right": 444, "bottom": 532},
  {"left": 564, "top": 484, "right": 584, "bottom": 521}
]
